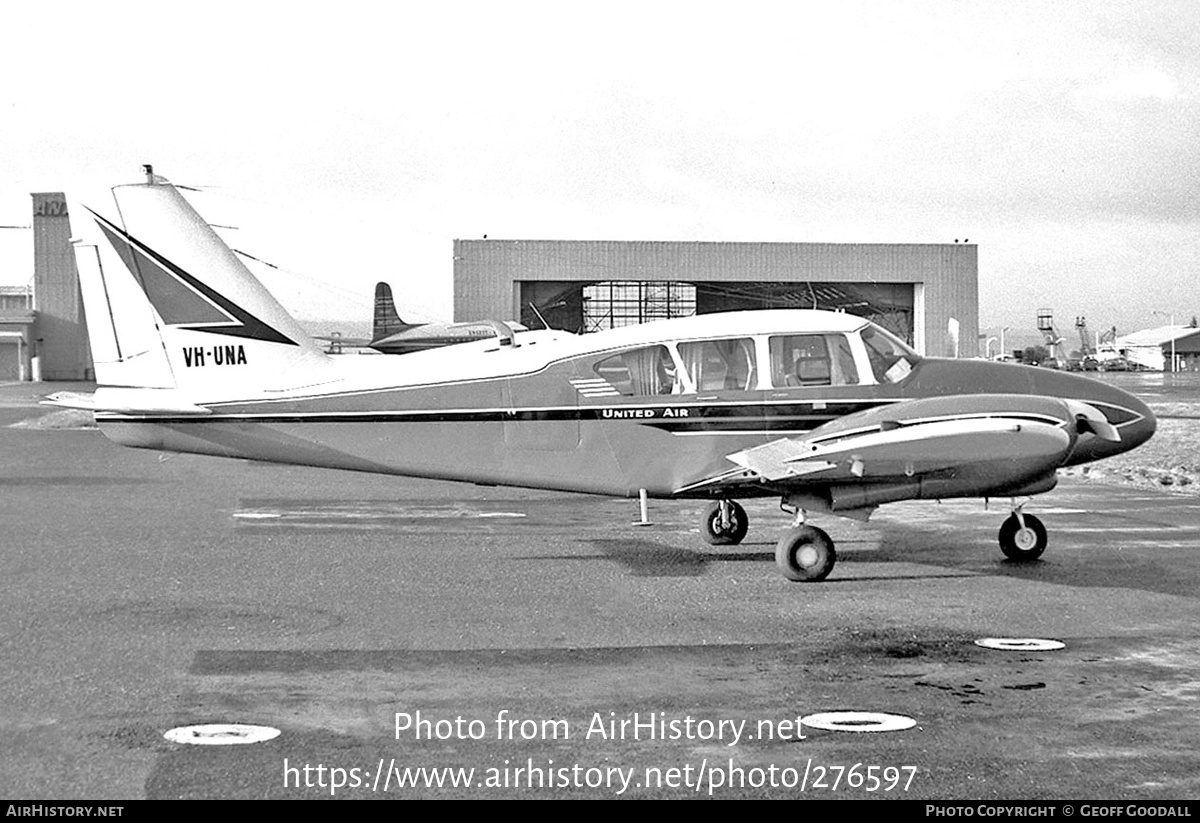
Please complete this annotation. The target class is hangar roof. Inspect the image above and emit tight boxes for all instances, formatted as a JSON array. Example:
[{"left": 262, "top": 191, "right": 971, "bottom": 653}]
[{"left": 1117, "top": 325, "right": 1200, "bottom": 347}]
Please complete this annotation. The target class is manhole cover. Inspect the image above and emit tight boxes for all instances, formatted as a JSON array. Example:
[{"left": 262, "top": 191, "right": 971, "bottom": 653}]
[
  {"left": 975, "top": 638, "right": 1065, "bottom": 652},
  {"left": 801, "top": 712, "right": 916, "bottom": 733},
  {"left": 163, "top": 724, "right": 281, "bottom": 745}
]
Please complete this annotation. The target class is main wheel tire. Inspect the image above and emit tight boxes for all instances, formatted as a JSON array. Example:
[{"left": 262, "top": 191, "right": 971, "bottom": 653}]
[
  {"left": 701, "top": 500, "right": 749, "bottom": 545},
  {"left": 775, "top": 525, "right": 836, "bottom": 582},
  {"left": 998, "top": 513, "right": 1047, "bottom": 561}
]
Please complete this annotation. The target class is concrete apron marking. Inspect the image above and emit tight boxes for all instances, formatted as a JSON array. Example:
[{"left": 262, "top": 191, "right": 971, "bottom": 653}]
[
  {"left": 1052, "top": 526, "right": 1183, "bottom": 533},
  {"left": 975, "top": 638, "right": 1066, "bottom": 652},
  {"left": 164, "top": 724, "right": 282, "bottom": 745},
  {"left": 800, "top": 712, "right": 916, "bottom": 733},
  {"left": 234, "top": 505, "right": 528, "bottom": 521}
]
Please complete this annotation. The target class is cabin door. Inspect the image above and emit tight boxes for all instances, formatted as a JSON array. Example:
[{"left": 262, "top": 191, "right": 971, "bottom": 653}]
[{"left": 502, "top": 373, "right": 581, "bottom": 452}]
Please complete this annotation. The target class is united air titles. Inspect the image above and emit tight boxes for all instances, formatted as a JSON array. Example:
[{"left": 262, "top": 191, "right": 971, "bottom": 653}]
[{"left": 600, "top": 407, "right": 690, "bottom": 419}]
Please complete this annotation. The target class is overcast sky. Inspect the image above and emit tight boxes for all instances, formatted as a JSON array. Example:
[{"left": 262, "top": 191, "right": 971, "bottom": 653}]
[{"left": 1, "top": 1, "right": 1196, "bottom": 341}]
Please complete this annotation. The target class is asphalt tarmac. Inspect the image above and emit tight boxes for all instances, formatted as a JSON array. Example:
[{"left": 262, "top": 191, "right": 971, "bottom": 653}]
[{"left": 2, "top": 383, "right": 1199, "bottom": 800}]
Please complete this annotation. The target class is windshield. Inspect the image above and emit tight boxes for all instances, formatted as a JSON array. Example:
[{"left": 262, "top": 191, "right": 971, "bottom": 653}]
[{"left": 860, "top": 324, "right": 919, "bottom": 384}]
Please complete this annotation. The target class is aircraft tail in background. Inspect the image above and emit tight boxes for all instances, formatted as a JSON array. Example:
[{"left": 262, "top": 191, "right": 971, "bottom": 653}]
[{"left": 371, "top": 281, "right": 418, "bottom": 343}]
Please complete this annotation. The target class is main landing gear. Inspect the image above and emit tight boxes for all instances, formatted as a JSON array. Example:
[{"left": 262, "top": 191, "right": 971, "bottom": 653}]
[
  {"left": 774, "top": 504, "right": 836, "bottom": 582},
  {"left": 775, "top": 525, "right": 837, "bottom": 582},
  {"left": 699, "top": 497, "right": 839, "bottom": 582},
  {"left": 701, "top": 499, "right": 749, "bottom": 545}
]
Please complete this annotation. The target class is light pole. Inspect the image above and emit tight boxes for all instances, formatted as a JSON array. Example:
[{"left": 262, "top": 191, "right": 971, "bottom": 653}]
[
  {"left": 999, "top": 327, "right": 1011, "bottom": 360},
  {"left": 1152, "top": 311, "right": 1176, "bottom": 373}
]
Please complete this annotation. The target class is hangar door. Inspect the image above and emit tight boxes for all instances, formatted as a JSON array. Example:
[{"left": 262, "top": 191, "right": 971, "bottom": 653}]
[{"left": 517, "top": 280, "right": 915, "bottom": 345}]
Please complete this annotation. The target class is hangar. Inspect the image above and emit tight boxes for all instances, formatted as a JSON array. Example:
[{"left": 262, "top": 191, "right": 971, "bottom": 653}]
[
  {"left": 31, "top": 193, "right": 92, "bottom": 380},
  {"left": 0, "top": 285, "right": 35, "bottom": 381},
  {"left": 3, "top": 193, "right": 93, "bottom": 382},
  {"left": 1116, "top": 324, "right": 1200, "bottom": 372},
  {"left": 453, "top": 240, "right": 978, "bottom": 358}
]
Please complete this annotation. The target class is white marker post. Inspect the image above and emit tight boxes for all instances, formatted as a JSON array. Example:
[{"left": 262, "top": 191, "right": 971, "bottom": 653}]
[{"left": 634, "top": 488, "right": 652, "bottom": 526}]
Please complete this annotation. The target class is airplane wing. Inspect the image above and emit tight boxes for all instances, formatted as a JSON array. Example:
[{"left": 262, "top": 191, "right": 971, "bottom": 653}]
[
  {"left": 675, "top": 393, "right": 1107, "bottom": 506},
  {"left": 727, "top": 416, "right": 1069, "bottom": 483}
]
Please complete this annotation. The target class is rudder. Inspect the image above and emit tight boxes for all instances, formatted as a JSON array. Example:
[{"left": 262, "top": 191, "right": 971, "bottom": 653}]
[{"left": 371, "top": 281, "right": 416, "bottom": 343}]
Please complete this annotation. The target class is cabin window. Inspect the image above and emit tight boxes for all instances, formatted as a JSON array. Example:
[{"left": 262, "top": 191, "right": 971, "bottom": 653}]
[
  {"left": 769, "top": 334, "right": 859, "bottom": 387},
  {"left": 861, "top": 325, "right": 915, "bottom": 383},
  {"left": 676, "top": 337, "right": 756, "bottom": 392},
  {"left": 593, "top": 346, "right": 682, "bottom": 396}
]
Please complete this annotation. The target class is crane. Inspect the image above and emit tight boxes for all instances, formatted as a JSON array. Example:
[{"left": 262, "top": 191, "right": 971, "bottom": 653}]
[
  {"left": 1036, "top": 309, "right": 1067, "bottom": 368},
  {"left": 1074, "top": 316, "right": 1099, "bottom": 370}
]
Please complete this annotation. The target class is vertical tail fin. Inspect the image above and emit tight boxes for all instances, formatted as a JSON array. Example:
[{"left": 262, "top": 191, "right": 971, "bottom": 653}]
[
  {"left": 71, "top": 173, "right": 330, "bottom": 403},
  {"left": 371, "top": 281, "right": 415, "bottom": 343}
]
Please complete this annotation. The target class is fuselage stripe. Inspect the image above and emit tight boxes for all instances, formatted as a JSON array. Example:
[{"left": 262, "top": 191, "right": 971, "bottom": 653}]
[{"left": 93, "top": 404, "right": 1067, "bottom": 437}]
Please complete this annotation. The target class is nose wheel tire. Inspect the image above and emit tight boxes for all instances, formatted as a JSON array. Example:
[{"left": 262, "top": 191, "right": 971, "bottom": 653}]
[
  {"left": 998, "top": 513, "right": 1047, "bottom": 561},
  {"left": 701, "top": 500, "right": 749, "bottom": 545},
  {"left": 775, "top": 525, "right": 836, "bottom": 582}
]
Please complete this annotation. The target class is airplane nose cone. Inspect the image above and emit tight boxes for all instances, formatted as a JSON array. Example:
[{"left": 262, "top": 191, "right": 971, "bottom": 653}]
[
  {"left": 1120, "top": 389, "right": 1157, "bottom": 450},
  {"left": 1033, "top": 370, "right": 1156, "bottom": 463}
]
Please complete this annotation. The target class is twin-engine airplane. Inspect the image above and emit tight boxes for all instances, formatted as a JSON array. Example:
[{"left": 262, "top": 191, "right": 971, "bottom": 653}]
[{"left": 61, "top": 173, "right": 1156, "bottom": 581}]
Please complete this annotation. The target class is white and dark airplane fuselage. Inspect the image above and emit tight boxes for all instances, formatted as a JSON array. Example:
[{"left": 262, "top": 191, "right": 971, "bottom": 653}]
[{"left": 94, "top": 312, "right": 1154, "bottom": 501}]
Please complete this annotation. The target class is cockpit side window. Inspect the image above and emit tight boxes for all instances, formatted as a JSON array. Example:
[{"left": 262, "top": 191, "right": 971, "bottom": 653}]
[
  {"left": 593, "top": 345, "right": 682, "bottom": 396},
  {"left": 676, "top": 337, "right": 757, "bottom": 392},
  {"left": 769, "top": 334, "right": 859, "bottom": 387},
  {"left": 861, "top": 325, "right": 916, "bottom": 384}
]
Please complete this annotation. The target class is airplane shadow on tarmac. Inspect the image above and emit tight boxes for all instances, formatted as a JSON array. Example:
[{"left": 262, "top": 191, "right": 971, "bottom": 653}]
[
  {"left": 523, "top": 536, "right": 979, "bottom": 581},
  {"left": 518, "top": 519, "right": 1200, "bottom": 595},
  {"left": 519, "top": 539, "right": 722, "bottom": 577},
  {"left": 864, "top": 521, "right": 1200, "bottom": 599}
]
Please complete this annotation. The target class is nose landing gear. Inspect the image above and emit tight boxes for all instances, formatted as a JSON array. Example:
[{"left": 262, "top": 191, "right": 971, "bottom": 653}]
[{"left": 998, "top": 504, "right": 1047, "bottom": 561}]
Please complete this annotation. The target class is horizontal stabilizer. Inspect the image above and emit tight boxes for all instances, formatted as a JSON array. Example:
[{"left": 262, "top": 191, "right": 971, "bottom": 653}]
[
  {"left": 45, "top": 389, "right": 211, "bottom": 416},
  {"left": 42, "top": 391, "right": 99, "bottom": 411}
]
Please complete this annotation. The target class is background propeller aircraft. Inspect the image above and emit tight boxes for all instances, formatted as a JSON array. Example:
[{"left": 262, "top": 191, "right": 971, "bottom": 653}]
[
  {"left": 58, "top": 173, "right": 1156, "bottom": 581},
  {"left": 367, "top": 281, "right": 528, "bottom": 354},
  {"left": 311, "top": 282, "right": 527, "bottom": 354}
]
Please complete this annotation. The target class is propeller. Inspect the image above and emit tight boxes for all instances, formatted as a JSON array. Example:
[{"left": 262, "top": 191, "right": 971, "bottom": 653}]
[{"left": 1063, "top": 400, "right": 1120, "bottom": 442}]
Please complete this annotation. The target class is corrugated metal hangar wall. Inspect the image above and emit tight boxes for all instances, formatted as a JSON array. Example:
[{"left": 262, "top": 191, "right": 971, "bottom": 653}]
[
  {"left": 452, "top": 240, "right": 978, "bottom": 357},
  {"left": 32, "top": 193, "right": 92, "bottom": 380}
]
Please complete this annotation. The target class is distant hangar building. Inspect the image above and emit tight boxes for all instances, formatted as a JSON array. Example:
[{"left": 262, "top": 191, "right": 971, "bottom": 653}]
[
  {"left": 453, "top": 240, "right": 978, "bottom": 358},
  {"left": 1115, "top": 325, "right": 1200, "bottom": 372},
  {"left": 1, "top": 193, "right": 93, "bottom": 382}
]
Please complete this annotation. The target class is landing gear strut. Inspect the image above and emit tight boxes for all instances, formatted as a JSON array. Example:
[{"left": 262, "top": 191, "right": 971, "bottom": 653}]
[
  {"left": 998, "top": 507, "right": 1047, "bottom": 561},
  {"left": 701, "top": 499, "right": 749, "bottom": 545}
]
